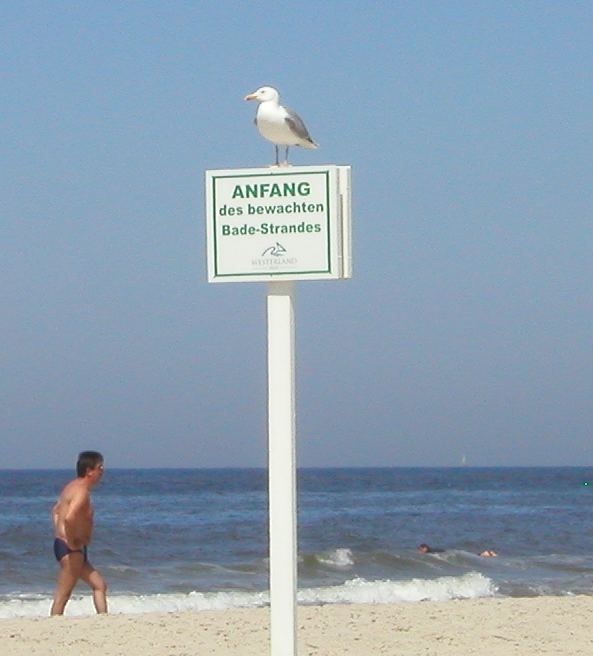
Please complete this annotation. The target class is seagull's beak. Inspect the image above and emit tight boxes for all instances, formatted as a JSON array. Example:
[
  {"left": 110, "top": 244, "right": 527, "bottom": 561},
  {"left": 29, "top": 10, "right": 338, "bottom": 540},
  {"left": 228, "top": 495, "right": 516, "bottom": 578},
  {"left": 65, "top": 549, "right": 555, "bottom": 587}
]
[{"left": 244, "top": 93, "right": 257, "bottom": 101}]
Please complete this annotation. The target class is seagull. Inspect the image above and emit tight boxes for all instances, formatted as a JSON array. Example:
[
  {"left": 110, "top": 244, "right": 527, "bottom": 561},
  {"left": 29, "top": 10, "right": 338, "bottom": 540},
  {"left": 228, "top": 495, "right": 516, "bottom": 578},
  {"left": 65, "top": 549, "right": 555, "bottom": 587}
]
[{"left": 244, "top": 86, "right": 318, "bottom": 166}]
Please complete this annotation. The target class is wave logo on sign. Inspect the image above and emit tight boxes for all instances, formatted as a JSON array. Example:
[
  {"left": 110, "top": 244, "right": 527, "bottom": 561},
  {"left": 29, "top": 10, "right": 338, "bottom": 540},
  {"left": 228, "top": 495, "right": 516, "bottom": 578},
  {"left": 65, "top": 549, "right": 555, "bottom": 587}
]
[{"left": 261, "top": 242, "right": 287, "bottom": 257}]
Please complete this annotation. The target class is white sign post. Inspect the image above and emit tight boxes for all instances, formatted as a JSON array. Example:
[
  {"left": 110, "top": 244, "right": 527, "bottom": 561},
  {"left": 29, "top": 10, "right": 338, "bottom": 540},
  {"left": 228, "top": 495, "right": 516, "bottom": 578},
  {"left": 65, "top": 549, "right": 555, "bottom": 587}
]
[
  {"left": 205, "top": 165, "right": 351, "bottom": 656},
  {"left": 267, "top": 280, "right": 297, "bottom": 656}
]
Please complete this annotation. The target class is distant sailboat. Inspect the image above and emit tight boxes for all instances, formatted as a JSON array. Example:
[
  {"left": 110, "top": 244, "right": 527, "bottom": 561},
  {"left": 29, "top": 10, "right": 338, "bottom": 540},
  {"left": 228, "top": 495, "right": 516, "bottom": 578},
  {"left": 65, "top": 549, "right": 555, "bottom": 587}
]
[{"left": 460, "top": 453, "right": 467, "bottom": 466}]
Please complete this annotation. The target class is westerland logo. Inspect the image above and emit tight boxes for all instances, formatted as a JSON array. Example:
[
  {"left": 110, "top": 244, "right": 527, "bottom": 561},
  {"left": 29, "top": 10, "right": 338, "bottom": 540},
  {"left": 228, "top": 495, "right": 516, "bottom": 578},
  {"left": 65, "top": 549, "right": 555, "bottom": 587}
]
[
  {"left": 261, "top": 242, "right": 287, "bottom": 257},
  {"left": 252, "top": 242, "right": 297, "bottom": 267}
]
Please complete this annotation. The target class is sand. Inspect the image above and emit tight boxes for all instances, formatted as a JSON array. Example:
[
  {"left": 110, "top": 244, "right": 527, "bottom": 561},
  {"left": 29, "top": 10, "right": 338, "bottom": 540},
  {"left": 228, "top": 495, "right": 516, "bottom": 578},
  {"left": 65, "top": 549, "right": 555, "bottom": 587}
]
[{"left": 2, "top": 596, "right": 593, "bottom": 655}]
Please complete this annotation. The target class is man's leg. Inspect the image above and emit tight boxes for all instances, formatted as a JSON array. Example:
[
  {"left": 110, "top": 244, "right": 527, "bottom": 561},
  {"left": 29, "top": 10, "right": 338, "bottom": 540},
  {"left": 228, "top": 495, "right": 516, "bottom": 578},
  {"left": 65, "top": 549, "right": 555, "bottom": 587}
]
[
  {"left": 80, "top": 562, "right": 108, "bottom": 614},
  {"left": 50, "top": 552, "right": 84, "bottom": 615}
]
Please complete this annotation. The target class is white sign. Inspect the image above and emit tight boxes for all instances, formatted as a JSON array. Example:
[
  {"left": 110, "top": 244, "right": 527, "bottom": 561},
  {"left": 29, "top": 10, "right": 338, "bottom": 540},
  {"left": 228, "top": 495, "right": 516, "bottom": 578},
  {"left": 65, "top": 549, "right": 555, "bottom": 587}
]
[{"left": 205, "top": 165, "right": 351, "bottom": 282}]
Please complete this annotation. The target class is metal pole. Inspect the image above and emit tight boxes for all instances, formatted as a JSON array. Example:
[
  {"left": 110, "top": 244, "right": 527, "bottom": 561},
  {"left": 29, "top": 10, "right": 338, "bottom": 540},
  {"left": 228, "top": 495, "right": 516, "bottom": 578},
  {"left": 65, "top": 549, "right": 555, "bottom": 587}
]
[{"left": 267, "top": 280, "right": 297, "bottom": 656}]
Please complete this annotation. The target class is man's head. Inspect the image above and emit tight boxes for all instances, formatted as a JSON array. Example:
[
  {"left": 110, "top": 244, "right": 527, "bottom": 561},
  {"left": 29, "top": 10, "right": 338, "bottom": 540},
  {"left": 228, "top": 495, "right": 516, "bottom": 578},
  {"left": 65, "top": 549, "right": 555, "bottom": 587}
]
[{"left": 77, "top": 451, "right": 104, "bottom": 478}]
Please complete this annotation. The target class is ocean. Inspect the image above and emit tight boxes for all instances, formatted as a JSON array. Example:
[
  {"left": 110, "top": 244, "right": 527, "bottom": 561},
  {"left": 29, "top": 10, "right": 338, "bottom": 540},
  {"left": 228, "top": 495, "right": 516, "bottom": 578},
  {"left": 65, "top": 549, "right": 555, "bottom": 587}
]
[{"left": 1, "top": 467, "right": 592, "bottom": 618}]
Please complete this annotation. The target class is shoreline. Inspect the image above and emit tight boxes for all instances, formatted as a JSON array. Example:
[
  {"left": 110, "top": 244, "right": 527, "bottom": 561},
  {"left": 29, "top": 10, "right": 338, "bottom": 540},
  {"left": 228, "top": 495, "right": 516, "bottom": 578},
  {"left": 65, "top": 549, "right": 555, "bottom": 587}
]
[{"left": 2, "top": 596, "right": 593, "bottom": 655}]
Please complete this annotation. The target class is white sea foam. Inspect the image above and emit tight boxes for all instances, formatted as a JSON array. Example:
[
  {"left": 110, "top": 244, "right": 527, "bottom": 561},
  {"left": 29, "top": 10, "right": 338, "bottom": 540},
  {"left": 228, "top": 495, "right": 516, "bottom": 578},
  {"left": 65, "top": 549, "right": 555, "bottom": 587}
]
[
  {"left": 317, "top": 548, "right": 354, "bottom": 569},
  {"left": 0, "top": 590, "right": 269, "bottom": 619},
  {"left": 299, "top": 572, "right": 496, "bottom": 605},
  {"left": 0, "top": 595, "right": 50, "bottom": 619},
  {"left": 0, "top": 572, "right": 496, "bottom": 619}
]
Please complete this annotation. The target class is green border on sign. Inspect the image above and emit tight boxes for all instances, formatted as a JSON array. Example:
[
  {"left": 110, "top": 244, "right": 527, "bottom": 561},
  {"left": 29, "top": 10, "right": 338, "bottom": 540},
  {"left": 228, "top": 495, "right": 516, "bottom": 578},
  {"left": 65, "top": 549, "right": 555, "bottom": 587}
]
[{"left": 211, "top": 170, "right": 334, "bottom": 278}]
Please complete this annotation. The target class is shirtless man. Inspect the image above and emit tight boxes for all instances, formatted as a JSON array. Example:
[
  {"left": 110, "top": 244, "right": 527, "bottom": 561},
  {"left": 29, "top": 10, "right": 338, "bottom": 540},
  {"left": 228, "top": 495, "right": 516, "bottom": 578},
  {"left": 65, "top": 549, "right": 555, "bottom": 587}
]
[{"left": 50, "top": 451, "right": 107, "bottom": 615}]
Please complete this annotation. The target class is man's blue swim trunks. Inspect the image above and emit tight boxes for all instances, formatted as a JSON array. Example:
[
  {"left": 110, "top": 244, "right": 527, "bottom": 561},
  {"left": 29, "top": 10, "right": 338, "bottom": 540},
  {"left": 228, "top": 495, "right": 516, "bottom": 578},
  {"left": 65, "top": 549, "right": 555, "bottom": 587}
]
[{"left": 53, "top": 538, "right": 88, "bottom": 562}]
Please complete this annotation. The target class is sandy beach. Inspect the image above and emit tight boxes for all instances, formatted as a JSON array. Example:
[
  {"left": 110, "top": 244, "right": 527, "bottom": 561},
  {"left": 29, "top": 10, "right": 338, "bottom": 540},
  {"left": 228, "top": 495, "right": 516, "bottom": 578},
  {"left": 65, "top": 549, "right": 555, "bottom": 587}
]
[{"left": 2, "top": 596, "right": 593, "bottom": 656}]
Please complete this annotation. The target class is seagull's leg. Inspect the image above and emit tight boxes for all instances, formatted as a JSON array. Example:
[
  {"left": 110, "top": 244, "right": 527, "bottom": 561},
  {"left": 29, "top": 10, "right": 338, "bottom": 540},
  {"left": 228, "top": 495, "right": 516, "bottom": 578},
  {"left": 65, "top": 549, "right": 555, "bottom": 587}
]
[
  {"left": 284, "top": 146, "right": 289, "bottom": 166},
  {"left": 274, "top": 145, "right": 279, "bottom": 167}
]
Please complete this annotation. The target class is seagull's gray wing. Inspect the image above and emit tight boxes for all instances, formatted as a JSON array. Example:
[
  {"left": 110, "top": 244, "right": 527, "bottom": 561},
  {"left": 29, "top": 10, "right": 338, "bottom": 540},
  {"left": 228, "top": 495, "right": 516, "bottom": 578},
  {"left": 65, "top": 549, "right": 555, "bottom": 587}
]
[{"left": 284, "top": 107, "right": 316, "bottom": 145}]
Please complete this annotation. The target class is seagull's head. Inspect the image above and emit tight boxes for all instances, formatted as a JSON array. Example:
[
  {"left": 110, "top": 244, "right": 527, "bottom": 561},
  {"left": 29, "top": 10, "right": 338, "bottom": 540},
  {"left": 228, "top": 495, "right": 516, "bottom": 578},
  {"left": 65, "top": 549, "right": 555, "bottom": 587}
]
[{"left": 244, "top": 86, "right": 280, "bottom": 104}]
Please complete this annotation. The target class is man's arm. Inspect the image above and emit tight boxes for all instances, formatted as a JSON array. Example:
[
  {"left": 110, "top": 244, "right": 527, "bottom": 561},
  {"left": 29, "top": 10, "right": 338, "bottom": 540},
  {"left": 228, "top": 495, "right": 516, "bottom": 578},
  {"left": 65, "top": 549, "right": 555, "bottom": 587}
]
[{"left": 51, "top": 502, "right": 59, "bottom": 530}]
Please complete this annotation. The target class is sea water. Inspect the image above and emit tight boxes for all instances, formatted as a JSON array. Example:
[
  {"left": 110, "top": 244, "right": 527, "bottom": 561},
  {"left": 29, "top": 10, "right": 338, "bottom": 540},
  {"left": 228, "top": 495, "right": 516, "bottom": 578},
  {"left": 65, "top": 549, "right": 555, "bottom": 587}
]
[{"left": 1, "top": 467, "right": 592, "bottom": 617}]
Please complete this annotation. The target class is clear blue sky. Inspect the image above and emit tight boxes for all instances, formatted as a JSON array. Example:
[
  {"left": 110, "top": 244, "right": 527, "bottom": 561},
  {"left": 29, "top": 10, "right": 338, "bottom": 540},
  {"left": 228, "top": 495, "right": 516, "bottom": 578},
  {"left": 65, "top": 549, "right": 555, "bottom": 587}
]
[{"left": 2, "top": 2, "right": 592, "bottom": 468}]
